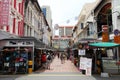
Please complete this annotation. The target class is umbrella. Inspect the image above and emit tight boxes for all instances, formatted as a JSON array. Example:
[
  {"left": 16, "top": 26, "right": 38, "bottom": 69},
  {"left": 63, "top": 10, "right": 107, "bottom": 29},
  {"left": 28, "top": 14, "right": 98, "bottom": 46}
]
[{"left": 89, "top": 42, "right": 120, "bottom": 48}]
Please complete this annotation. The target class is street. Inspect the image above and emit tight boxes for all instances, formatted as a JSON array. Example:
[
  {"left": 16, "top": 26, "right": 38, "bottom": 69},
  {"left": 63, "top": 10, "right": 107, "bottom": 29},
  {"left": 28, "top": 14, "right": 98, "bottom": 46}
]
[{"left": 0, "top": 57, "right": 120, "bottom": 80}]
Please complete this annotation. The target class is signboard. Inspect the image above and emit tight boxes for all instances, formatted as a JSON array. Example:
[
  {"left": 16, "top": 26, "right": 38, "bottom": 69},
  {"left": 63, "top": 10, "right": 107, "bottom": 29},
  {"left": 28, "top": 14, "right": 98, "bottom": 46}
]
[
  {"left": 114, "top": 29, "right": 120, "bottom": 36},
  {"left": 80, "top": 57, "right": 92, "bottom": 76},
  {"left": 114, "top": 35, "right": 120, "bottom": 44},
  {"left": 80, "top": 57, "right": 87, "bottom": 70},
  {"left": 102, "top": 32, "right": 109, "bottom": 42},
  {"left": 102, "top": 60, "right": 118, "bottom": 69},
  {"left": 86, "top": 58, "right": 92, "bottom": 76},
  {"left": 0, "top": 0, "right": 10, "bottom": 26},
  {"left": 79, "top": 49, "right": 85, "bottom": 55}
]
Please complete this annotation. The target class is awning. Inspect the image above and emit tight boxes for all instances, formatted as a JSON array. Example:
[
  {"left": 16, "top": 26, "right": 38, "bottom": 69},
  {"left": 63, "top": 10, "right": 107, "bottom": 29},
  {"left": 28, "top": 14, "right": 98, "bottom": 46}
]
[
  {"left": 89, "top": 42, "right": 120, "bottom": 48},
  {"left": 0, "top": 30, "right": 18, "bottom": 40}
]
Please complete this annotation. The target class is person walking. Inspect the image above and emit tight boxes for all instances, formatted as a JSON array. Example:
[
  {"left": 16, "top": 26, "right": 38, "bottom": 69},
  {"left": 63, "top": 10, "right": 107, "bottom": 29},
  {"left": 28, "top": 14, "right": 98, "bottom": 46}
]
[
  {"left": 60, "top": 52, "right": 66, "bottom": 64},
  {"left": 41, "top": 52, "right": 47, "bottom": 69},
  {"left": 46, "top": 53, "right": 52, "bottom": 70}
]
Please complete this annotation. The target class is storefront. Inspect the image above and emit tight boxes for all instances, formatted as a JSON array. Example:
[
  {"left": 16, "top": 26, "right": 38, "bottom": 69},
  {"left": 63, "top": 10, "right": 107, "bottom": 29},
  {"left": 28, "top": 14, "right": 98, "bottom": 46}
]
[
  {"left": 89, "top": 42, "right": 120, "bottom": 74},
  {"left": 70, "top": 39, "right": 97, "bottom": 75},
  {"left": 0, "top": 37, "right": 46, "bottom": 74}
]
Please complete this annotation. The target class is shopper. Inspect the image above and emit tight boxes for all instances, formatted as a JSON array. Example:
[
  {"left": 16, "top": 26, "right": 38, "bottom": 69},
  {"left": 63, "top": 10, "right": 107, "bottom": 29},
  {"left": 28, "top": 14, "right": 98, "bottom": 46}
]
[
  {"left": 60, "top": 53, "right": 66, "bottom": 64},
  {"left": 46, "top": 53, "right": 52, "bottom": 70},
  {"left": 41, "top": 53, "right": 47, "bottom": 69}
]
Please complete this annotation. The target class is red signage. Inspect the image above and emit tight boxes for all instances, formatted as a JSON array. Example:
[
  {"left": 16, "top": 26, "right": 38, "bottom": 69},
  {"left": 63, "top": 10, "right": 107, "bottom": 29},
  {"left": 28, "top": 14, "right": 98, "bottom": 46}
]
[{"left": 0, "top": 0, "right": 10, "bottom": 26}]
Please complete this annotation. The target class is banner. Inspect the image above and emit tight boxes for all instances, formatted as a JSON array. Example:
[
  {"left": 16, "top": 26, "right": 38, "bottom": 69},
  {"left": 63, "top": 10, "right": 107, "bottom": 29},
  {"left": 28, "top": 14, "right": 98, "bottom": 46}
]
[{"left": 0, "top": 0, "right": 10, "bottom": 26}]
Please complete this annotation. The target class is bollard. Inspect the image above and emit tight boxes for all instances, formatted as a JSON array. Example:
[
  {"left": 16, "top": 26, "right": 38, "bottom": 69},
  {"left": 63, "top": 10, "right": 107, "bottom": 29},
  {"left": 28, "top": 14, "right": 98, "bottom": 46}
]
[{"left": 28, "top": 60, "right": 33, "bottom": 73}]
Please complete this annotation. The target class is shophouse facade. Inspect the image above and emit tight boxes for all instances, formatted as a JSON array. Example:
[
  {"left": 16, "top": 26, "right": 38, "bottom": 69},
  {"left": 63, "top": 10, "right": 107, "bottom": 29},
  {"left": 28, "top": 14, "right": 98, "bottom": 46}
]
[
  {"left": 71, "top": 0, "right": 120, "bottom": 74},
  {"left": 72, "top": 1, "right": 97, "bottom": 44},
  {"left": 72, "top": 0, "right": 119, "bottom": 43},
  {"left": 52, "top": 26, "right": 73, "bottom": 50},
  {"left": 0, "top": 0, "right": 24, "bottom": 37},
  {"left": 24, "top": 0, "right": 51, "bottom": 45}
]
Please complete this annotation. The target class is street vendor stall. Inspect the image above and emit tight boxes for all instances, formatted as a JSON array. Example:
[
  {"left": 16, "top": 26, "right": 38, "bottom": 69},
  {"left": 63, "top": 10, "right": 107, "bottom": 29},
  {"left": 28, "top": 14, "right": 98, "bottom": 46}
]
[
  {"left": 0, "top": 37, "right": 46, "bottom": 74},
  {"left": 89, "top": 42, "right": 120, "bottom": 74}
]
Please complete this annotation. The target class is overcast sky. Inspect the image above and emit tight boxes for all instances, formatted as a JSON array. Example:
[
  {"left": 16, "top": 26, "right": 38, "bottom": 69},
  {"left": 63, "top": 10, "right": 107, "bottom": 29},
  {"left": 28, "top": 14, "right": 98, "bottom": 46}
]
[
  {"left": 38, "top": 0, "right": 96, "bottom": 35},
  {"left": 38, "top": 0, "right": 96, "bottom": 25}
]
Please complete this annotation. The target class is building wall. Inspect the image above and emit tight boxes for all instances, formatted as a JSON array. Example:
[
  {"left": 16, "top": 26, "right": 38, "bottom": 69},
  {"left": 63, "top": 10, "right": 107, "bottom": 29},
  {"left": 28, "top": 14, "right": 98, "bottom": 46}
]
[
  {"left": 58, "top": 26, "right": 73, "bottom": 49},
  {"left": 112, "top": 0, "right": 120, "bottom": 30},
  {"left": 42, "top": 6, "right": 52, "bottom": 46},
  {"left": 24, "top": 0, "right": 43, "bottom": 40},
  {"left": 0, "top": 0, "right": 24, "bottom": 36}
]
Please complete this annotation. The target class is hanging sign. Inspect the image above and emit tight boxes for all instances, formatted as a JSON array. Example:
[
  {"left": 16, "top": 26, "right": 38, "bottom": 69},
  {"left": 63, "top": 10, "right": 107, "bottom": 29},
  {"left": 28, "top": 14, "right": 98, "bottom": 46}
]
[
  {"left": 102, "top": 32, "right": 109, "bottom": 42},
  {"left": 114, "top": 29, "right": 120, "bottom": 36},
  {"left": 78, "top": 49, "right": 85, "bottom": 55},
  {"left": 0, "top": 0, "right": 10, "bottom": 26},
  {"left": 114, "top": 35, "right": 120, "bottom": 44}
]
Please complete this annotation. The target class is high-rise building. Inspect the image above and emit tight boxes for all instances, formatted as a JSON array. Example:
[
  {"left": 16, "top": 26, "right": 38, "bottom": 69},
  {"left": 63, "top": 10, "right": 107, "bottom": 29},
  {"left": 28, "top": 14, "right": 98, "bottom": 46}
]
[{"left": 42, "top": 6, "right": 52, "bottom": 30}]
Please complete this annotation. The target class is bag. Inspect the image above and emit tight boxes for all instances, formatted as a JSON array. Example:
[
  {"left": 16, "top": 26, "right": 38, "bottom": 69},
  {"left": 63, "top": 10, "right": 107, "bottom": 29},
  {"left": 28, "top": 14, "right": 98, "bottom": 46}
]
[
  {"left": 47, "top": 55, "right": 51, "bottom": 60},
  {"left": 42, "top": 55, "right": 46, "bottom": 62}
]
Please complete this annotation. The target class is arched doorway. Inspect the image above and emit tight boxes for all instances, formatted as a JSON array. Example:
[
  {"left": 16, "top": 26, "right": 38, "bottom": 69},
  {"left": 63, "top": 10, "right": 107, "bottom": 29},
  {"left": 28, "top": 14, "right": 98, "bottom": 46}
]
[{"left": 97, "top": 3, "right": 112, "bottom": 37}]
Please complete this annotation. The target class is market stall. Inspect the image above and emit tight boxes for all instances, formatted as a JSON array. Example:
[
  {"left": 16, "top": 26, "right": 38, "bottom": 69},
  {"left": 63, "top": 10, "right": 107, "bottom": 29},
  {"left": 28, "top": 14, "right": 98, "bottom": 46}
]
[
  {"left": 89, "top": 42, "right": 120, "bottom": 74},
  {"left": 0, "top": 37, "right": 46, "bottom": 74}
]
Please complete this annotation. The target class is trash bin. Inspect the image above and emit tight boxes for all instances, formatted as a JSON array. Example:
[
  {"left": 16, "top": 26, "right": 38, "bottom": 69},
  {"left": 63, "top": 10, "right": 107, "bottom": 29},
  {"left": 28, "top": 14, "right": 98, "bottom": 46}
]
[{"left": 28, "top": 60, "right": 32, "bottom": 73}]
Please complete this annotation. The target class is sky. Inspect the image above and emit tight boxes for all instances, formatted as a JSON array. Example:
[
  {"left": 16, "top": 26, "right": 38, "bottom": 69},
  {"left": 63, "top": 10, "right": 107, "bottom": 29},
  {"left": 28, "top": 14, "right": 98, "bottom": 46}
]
[{"left": 38, "top": 0, "right": 96, "bottom": 35}]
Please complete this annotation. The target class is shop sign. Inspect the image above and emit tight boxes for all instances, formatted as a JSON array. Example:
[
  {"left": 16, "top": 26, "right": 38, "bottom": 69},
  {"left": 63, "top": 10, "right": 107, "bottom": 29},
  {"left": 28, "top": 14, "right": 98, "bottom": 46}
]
[
  {"left": 80, "top": 57, "right": 87, "bottom": 70},
  {"left": 102, "top": 60, "right": 118, "bottom": 69},
  {"left": 114, "top": 29, "right": 120, "bottom": 36},
  {"left": 114, "top": 35, "right": 120, "bottom": 44},
  {"left": 78, "top": 49, "right": 85, "bottom": 55},
  {"left": 102, "top": 32, "right": 109, "bottom": 42},
  {"left": 86, "top": 58, "right": 92, "bottom": 76},
  {"left": 80, "top": 57, "right": 92, "bottom": 76}
]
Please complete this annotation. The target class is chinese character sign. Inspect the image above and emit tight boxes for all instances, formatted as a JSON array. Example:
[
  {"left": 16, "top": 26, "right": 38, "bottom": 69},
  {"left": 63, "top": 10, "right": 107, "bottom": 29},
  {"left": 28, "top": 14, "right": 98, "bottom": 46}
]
[{"left": 0, "top": 0, "right": 10, "bottom": 26}]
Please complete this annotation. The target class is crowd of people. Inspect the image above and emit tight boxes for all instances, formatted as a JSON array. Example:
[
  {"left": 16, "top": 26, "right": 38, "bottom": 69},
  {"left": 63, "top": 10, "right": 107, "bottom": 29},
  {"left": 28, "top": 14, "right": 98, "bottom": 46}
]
[{"left": 41, "top": 50, "right": 73, "bottom": 70}]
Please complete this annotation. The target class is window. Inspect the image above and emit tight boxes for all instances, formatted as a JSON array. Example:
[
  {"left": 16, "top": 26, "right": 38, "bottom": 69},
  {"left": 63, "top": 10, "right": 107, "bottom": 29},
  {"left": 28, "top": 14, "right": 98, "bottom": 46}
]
[{"left": 81, "top": 23, "right": 84, "bottom": 29}]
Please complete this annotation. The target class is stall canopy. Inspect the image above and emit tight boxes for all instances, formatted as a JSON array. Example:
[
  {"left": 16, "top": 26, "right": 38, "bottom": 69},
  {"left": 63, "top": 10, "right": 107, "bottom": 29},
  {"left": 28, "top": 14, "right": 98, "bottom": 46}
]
[{"left": 89, "top": 42, "right": 120, "bottom": 48}]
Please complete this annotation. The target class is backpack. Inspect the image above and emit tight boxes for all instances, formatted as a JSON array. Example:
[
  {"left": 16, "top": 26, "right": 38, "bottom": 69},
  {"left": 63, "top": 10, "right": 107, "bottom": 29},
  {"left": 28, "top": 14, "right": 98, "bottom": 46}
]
[
  {"left": 47, "top": 55, "right": 51, "bottom": 60},
  {"left": 41, "top": 54, "right": 46, "bottom": 62}
]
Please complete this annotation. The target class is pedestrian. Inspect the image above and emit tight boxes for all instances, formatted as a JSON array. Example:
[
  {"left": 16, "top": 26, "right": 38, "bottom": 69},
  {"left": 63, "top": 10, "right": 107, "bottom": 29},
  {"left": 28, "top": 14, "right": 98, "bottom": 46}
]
[
  {"left": 41, "top": 52, "right": 47, "bottom": 69},
  {"left": 57, "top": 52, "right": 60, "bottom": 59},
  {"left": 46, "top": 53, "right": 52, "bottom": 70},
  {"left": 60, "top": 52, "right": 66, "bottom": 64}
]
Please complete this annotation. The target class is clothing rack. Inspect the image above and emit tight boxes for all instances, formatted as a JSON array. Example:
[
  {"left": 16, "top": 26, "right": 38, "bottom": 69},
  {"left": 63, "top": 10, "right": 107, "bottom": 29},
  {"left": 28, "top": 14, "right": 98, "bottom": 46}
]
[{"left": 0, "top": 48, "right": 28, "bottom": 74}]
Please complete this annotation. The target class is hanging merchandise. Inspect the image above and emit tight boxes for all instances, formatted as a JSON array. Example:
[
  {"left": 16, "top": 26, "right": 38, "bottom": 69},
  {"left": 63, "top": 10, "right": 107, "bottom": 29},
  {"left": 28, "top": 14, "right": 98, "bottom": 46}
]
[{"left": 0, "top": 48, "right": 28, "bottom": 74}]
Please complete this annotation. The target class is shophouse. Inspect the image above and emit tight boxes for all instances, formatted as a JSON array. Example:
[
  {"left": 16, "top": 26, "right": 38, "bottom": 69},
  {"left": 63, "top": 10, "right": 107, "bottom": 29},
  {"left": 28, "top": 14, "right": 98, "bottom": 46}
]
[{"left": 0, "top": 0, "right": 24, "bottom": 38}]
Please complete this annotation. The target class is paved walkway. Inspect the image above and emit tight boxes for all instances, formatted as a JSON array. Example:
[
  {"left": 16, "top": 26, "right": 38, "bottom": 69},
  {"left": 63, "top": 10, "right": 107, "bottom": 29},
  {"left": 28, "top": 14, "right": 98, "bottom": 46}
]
[
  {"left": 35, "top": 56, "right": 80, "bottom": 73},
  {"left": 1, "top": 56, "right": 120, "bottom": 80}
]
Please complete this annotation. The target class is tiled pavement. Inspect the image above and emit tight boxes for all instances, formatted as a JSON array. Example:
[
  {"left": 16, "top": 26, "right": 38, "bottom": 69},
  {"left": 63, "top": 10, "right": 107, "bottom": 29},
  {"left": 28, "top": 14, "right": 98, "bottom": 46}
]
[
  {"left": 1, "top": 56, "right": 120, "bottom": 80},
  {"left": 35, "top": 56, "right": 80, "bottom": 73}
]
